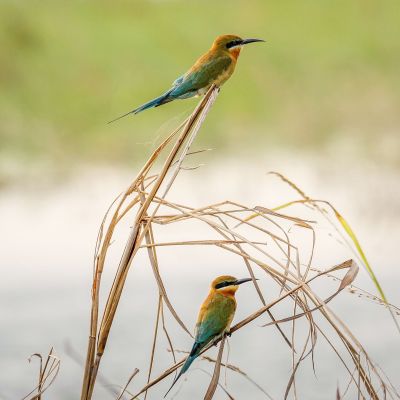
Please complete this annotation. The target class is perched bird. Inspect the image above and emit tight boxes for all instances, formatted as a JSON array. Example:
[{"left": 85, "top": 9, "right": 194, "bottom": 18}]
[
  {"left": 109, "top": 34, "right": 264, "bottom": 122},
  {"left": 165, "top": 275, "right": 253, "bottom": 397}
]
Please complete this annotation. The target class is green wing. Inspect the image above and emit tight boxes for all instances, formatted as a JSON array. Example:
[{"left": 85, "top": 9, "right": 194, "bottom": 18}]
[
  {"left": 195, "top": 295, "right": 236, "bottom": 346},
  {"left": 170, "top": 56, "right": 232, "bottom": 98}
]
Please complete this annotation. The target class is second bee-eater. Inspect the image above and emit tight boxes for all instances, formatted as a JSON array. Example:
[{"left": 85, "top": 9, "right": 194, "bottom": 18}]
[
  {"left": 109, "top": 34, "right": 264, "bottom": 122},
  {"left": 165, "top": 275, "right": 253, "bottom": 397}
]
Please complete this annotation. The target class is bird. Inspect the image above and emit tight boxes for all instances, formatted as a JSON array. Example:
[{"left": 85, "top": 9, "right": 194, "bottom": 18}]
[
  {"left": 108, "top": 34, "right": 264, "bottom": 123},
  {"left": 165, "top": 275, "right": 253, "bottom": 397}
]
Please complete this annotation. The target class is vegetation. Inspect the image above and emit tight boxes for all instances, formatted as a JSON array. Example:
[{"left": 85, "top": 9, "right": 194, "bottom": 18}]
[
  {"left": 1, "top": 0, "right": 400, "bottom": 168},
  {"left": 73, "top": 88, "right": 397, "bottom": 399},
  {"left": 5, "top": 2, "right": 398, "bottom": 398}
]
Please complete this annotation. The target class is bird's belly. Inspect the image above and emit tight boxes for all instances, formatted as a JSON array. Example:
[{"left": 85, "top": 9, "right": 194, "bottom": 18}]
[{"left": 197, "top": 87, "right": 209, "bottom": 96}]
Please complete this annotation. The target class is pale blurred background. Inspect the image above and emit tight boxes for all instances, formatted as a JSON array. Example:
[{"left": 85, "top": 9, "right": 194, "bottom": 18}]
[{"left": 1, "top": 1, "right": 399, "bottom": 399}]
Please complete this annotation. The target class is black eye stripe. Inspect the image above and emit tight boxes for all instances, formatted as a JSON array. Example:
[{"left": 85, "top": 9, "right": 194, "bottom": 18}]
[
  {"left": 215, "top": 281, "right": 234, "bottom": 289},
  {"left": 226, "top": 40, "right": 242, "bottom": 49}
]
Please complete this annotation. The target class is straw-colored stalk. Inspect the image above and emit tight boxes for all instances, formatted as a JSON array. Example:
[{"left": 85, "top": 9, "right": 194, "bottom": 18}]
[
  {"left": 79, "top": 84, "right": 399, "bottom": 400},
  {"left": 81, "top": 85, "right": 220, "bottom": 400},
  {"left": 22, "top": 348, "right": 61, "bottom": 400}
]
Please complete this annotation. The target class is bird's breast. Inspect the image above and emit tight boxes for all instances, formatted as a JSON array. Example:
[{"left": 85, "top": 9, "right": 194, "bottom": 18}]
[{"left": 213, "top": 63, "right": 236, "bottom": 88}]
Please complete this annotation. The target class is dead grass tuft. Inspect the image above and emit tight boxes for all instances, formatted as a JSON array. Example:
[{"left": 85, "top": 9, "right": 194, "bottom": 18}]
[
  {"left": 22, "top": 348, "right": 60, "bottom": 400},
  {"left": 76, "top": 86, "right": 399, "bottom": 400}
]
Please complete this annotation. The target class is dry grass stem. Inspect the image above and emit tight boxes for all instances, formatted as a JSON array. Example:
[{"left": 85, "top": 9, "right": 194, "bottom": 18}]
[
  {"left": 116, "top": 369, "right": 140, "bottom": 400},
  {"left": 78, "top": 86, "right": 399, "bottom": 400},
  {"left": 204, "top": 337, "right": 226, "bottom": 400},
  {"left": 81, "top": 86, "right": 220, "bottom": 400},
  {"left": 22, "top": 348, "right": 60, "bottom": 400}
]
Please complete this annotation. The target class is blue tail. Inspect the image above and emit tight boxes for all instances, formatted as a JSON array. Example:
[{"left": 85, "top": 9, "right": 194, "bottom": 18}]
[
  {"left": 164, "top": 342, "right": 202, "bottom": 397},
  {"left": 133, "top": 90, "right": 174, "bottom": 114},
  {"left": 108, "top": 90, "right": 173, "bottom": 123}
]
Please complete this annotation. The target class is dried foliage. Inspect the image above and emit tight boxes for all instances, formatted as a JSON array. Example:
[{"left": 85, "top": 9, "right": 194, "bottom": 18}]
[
  {"left": 22, "top": 348, "right": 60, "bottom": 400},
  {"left": 243, "top": 171, "right": 400, "bottom": 333},
  {"left": 78, "top": 86, "right": 399, "bottom": 400}
]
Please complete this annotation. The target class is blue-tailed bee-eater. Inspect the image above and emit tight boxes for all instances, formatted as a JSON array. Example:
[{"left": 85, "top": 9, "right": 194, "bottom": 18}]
[
  {"left": 109, "top": 35, "right": 264, "bottom": 122},
  {"left": 165, "top": 275, "right": 253, "bottom": 397}
]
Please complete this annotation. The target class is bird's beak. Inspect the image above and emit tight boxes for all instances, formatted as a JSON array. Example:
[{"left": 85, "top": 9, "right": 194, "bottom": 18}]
[
  {"left": 240, "top": 38, "right": 265, "bottom": 46},
  {"left": 234, "top": 278, "right": 256, "bottom": 286}
]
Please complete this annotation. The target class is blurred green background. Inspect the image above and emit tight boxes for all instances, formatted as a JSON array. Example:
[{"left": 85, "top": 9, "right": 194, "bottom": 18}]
[{"left": 1, "top": 0, "right": 399, "bottom": 176}]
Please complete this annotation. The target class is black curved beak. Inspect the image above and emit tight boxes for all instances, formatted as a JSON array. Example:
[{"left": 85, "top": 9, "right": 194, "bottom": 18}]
[
  {"left": 234, "top": 278, "right": 257, "bottom": 286},
  {"left": 240, "top": 38, "right": 265, "bottom": 46}
]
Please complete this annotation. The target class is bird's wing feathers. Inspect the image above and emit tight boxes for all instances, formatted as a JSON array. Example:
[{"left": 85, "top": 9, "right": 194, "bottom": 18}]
[
  {"left": 170, "top": 56, "right": 232, "bottom": 98},
  {"left": 195, "top": 294, "right": 236, "bottom": 346},
  {"left": 172, "top": 74, "right": 184, "bottom": 87},
  {"left": 187, "top": 56, "right": 232, "bottom": 87},
  {"left": 165, "top": 292, "right": 236, "bottom": 397}
]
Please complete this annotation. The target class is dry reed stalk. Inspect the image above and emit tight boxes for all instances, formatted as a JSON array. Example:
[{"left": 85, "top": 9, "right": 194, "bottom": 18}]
[
  {"left": 269, "top": 171, "right": 400, "bottom": 333},
  {"left": 79, "top": 85, "right": 399, "bottom": 399},
  {"left": 123, "top": 195, "right": 396, "bottom": 398},
  {"left": 168, "top": 349, "right": 273, "bottom": 398},
  {"left": 129, "top": 259, "right": 357, "bottom": 398},
  {"left": 22, "top": 348, "right": 60, "bottom": 400},
  {"left": 204, "top": 337, "right": 225, "bottom": 400},
  {"left": 81, "top": 85, "right": 220, "bottom": 400},
  {"left": 116, "top": 368, "right": 139, "bottom": 400},
  {"left": 201, "top": 355, "right": 274, "bottom": 399}
]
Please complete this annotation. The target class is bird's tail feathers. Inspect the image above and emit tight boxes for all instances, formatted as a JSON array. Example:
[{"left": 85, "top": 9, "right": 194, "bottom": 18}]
[
  {"left": 107, "top": 109, "right": 136, "bottom": 124},
  {"left": 164, "top": 355, "right": 195, "bottom": 398},
  {"left": 164, "top": 342, "right": 202, "bottom": 397},
  {"left": 108, "top": 90, "right": 173, "bottom": 123},
  {"left": 133, "top": 90, "right": 174, "bottom": 114}
]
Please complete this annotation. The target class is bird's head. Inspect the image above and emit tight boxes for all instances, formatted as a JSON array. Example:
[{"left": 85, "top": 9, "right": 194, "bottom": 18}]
[
  {"left": 212, "top": 34, "right": 264, "bottom": 58},
  {"left": 211, "top": 275, "right": 253, "bottom": 294}
]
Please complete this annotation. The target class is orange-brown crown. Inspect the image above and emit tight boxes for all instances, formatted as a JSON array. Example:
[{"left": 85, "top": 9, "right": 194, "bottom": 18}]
[
  {"left": 211, "top": 35, "right": 243, "bottom": 49},
  {"left": 211, "top": 275, "right": 238, "bottom": 289},
  {"left": 211, "top": 275, "right": 253, "bottom": 296}
]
